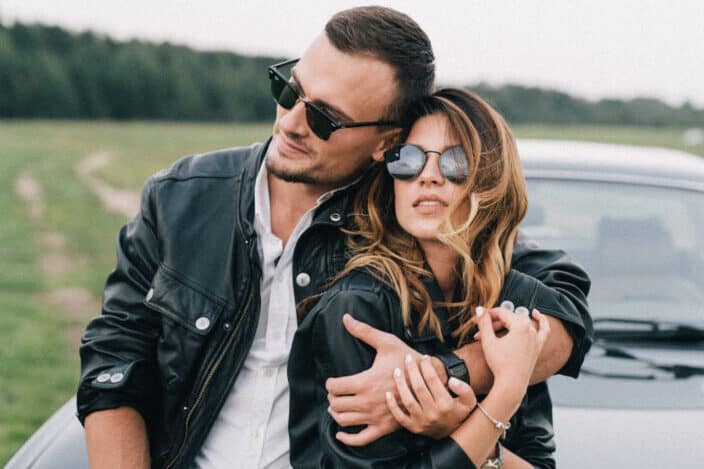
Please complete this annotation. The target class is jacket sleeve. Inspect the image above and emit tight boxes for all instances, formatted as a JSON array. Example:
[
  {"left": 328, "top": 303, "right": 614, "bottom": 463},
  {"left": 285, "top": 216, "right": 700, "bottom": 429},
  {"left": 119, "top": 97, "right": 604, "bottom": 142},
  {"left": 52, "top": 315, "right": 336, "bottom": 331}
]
[
  {"left": 510, "top": 237, "right": 593, "bottom": 377},
  {"left": 76, "top": 177, "right": 162, "bottom": 425},
  {"left": 503, "top": 382, "right": 556, "bottom": 469},
  {"left": 308, "top": 288, "right": 476, "bottom": 469}
]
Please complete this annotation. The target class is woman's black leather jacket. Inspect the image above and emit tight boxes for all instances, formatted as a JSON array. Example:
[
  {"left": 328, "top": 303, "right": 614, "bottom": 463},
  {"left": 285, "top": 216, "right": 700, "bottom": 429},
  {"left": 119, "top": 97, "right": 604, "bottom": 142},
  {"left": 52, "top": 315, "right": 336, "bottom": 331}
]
[{"left": 289, "top": 268, "right": 560, "bottom": 468}]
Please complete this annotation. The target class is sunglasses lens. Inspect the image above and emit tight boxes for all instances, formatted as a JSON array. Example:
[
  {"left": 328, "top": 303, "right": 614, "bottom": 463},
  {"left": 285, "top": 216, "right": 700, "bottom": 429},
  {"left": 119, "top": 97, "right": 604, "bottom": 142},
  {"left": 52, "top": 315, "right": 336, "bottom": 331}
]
[
  {"left": 440, "top": 146, "right": 469, "bottom": 183},
  {"left": 385, "top": 145, "right": 426, "bottom": 180},
  {"left": 305, "top": 105, "right": 333, "bottom": 140},
  {"left": 270, "top": 74, "right": 299, "bottom": 110}
]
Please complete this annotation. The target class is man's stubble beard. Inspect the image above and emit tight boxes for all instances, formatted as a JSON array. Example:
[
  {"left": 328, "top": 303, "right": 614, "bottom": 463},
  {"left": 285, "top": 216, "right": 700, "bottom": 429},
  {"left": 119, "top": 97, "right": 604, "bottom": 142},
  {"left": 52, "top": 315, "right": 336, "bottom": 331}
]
[{"left": 265, "top": 155, "right": 370, "bottom": 188}]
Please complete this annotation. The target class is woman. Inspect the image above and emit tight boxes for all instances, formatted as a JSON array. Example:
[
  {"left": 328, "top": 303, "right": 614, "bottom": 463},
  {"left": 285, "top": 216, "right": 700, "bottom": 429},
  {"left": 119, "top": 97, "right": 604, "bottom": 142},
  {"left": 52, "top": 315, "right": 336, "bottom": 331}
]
[{"left": 288, "top": 88, "right": 558, "bottom": 468}]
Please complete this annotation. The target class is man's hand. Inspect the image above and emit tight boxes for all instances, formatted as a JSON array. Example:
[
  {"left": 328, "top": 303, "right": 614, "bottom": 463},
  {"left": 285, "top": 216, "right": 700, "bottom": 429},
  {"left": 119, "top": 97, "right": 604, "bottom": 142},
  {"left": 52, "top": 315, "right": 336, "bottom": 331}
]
[{"left": 325, "top": 314, "right": 422, "bottom": 446}]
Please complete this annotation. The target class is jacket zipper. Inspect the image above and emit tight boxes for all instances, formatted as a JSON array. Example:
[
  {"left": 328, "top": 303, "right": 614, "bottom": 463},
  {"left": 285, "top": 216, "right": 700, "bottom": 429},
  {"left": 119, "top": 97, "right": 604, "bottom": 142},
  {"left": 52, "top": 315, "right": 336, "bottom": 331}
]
[{"left": 165, "top": 245, "right": 257, "bottom": 468}]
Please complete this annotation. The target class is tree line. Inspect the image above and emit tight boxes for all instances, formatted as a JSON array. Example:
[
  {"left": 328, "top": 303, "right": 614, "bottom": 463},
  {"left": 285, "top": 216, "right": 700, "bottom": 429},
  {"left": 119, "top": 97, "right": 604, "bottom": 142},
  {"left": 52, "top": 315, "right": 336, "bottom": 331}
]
[{"left": 1, "top": 22, "right": 703, "bottom": 126}]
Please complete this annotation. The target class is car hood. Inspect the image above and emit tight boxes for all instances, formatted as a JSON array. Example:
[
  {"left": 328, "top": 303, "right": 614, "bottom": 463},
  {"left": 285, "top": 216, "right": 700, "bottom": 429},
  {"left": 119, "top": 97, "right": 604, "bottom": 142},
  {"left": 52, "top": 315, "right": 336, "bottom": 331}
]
[{"left": 553, "top": 406, "right": 704, "bottom": 468}]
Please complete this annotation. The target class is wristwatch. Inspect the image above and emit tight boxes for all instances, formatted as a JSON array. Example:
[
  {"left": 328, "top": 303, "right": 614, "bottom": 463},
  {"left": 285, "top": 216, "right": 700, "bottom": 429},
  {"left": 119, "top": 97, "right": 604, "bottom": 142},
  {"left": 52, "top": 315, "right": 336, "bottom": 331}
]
[
  {"left": 481, "top": 442, "right": 504, "bottom": 469},
  {"left": 434, "top": 350, "right": 470, "bottom": 387}
]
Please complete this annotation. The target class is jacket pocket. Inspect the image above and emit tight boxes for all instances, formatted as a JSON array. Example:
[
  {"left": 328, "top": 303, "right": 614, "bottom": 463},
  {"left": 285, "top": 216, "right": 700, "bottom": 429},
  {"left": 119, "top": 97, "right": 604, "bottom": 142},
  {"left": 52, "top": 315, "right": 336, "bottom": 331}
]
[{"left": 144, "top": 264, "right": 226, "bottom": 393}]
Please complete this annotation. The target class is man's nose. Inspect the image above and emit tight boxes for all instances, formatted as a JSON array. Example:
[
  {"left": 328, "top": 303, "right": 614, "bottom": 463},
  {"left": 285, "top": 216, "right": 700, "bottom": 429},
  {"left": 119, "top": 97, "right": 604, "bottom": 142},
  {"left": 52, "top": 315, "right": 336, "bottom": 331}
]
[
  {"left": 277, "top": 100, "right": 310, "bottom": 137},
  {"left": 418, "top": 154, "right": 444, "bottom": 185}
]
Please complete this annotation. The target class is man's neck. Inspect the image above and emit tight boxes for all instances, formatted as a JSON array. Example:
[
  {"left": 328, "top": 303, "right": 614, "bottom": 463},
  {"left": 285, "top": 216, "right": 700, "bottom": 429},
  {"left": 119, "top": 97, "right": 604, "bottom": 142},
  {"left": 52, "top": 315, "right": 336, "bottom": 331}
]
[{"left": 267, "top": 173, "right": 330, "bottom": 246}]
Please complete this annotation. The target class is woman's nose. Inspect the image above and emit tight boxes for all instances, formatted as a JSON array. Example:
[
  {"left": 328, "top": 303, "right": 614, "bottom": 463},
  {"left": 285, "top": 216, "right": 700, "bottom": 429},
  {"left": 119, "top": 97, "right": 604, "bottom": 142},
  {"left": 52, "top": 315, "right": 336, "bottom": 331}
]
[{"left": 418, "top": 154, "right": 444, "bottom": 185}]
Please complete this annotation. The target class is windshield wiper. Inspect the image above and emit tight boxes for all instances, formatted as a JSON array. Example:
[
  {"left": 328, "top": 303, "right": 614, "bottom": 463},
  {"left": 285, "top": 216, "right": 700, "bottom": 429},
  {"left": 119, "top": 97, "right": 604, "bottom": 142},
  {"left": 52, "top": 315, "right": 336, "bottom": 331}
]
[
  {"left": 581, "top": 343, "right": 704, "bottom": 380},
  {"left": 594, "top": 318, "right": 704, "bottom": 342}
]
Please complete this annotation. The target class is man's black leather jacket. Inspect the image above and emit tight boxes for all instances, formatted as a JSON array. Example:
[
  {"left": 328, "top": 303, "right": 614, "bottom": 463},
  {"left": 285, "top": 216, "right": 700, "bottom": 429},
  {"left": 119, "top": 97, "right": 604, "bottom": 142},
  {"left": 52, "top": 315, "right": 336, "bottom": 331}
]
[
  {"left": 77, "top": 139, "right": 592, "bottom": 468},
  {"left": 289, "top": 269, "right": 560, "bottom": 468}
]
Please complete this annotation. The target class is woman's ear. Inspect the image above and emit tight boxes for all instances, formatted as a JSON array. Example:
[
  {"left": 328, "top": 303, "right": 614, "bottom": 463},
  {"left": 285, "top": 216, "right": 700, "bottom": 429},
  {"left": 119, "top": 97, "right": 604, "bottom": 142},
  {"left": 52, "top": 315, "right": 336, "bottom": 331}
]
[{"left": 371, "top": 128, "right": 403, "bottom": 162}]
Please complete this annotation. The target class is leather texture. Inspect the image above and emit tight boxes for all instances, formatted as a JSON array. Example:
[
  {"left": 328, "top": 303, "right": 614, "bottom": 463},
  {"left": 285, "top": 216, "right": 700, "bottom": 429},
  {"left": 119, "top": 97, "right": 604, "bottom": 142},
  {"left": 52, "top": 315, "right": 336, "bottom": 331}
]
[
  {"left": 288, "top": 269, "right": 558, "bottom": 468},
  {"left": 77, "top": 139, "right": 591, "bottom": 468}
]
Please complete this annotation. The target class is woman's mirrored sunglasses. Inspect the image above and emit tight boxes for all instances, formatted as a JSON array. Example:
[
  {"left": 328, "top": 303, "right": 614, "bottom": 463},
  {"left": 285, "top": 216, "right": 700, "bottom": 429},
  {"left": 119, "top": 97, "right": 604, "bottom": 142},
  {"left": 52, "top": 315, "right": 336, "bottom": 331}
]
[
  {"left": 268, "top": 58, "right": 397, "bottom": 141},
  {"left": 384, "top": 144, "right": 469, "bottom": 184}
]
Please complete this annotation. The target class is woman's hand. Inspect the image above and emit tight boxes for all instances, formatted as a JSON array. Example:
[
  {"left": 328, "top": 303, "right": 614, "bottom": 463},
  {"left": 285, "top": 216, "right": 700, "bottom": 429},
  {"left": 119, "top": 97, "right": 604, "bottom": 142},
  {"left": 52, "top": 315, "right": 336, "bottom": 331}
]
[
  {"left": 385, "top": 354, "right": 477, "bottom": 439},
  {"left": 476, "top": 306, "right": 550, "bottom": 394}
]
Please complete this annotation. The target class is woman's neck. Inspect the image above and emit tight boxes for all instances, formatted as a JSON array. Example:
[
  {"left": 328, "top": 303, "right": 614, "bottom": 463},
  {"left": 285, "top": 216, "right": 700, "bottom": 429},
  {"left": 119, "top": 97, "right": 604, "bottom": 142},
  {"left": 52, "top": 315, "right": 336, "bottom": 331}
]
[{"left": 418, "top": 239, "right": 459, "bottom": 302}]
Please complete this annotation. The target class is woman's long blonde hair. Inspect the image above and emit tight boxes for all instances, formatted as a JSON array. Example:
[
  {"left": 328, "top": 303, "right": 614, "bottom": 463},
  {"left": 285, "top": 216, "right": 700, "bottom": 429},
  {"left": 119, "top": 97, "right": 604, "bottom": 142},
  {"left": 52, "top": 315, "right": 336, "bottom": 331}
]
[{"left": 340, "top": 88, "right": 528, "bottom": 345}]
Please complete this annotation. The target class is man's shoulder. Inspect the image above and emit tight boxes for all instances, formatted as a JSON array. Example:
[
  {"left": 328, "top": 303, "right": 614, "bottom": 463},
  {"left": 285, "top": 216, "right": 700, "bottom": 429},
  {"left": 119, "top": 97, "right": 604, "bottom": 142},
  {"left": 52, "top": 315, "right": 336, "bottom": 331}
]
[{"left": 152, "top": 141, "right": 267, "bottom": 184}]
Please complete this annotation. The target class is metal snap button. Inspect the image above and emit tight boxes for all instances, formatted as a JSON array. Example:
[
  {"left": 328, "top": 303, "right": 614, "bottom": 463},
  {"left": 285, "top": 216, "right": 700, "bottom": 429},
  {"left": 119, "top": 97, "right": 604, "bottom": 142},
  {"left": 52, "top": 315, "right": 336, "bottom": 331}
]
[
  {"left": 195, "top": 317, "right": 210, "bottom": 330},
  {"left": 329, "top": 212, "right": 342, "bottom": 222},
  {"left": 295, "top": 272, "right": 311, "bottom": 287},
  {"left": 110, "top": 372, "right": 124, "bottom": 383},
  {"left": 146, "top": 288, "right": 154, "bottom": 301},
  {"left": 97, "top": 373, "right": 111, "bottom": 383}
]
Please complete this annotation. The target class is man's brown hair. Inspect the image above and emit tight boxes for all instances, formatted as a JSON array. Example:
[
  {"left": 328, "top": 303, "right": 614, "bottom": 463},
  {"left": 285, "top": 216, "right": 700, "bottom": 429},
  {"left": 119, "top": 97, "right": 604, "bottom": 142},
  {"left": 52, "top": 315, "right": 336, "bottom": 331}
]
[{"left": 325, "top": 6, "right": 435, "bottom": 122}]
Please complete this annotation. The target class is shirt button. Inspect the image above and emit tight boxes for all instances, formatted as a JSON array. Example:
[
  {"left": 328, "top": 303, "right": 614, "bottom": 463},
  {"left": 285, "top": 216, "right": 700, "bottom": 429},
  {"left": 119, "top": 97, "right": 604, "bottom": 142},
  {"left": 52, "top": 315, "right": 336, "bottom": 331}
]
[
  {"left": 97, "top": 373, "right": 111, "bottom": 383},
  {"left": 195, "top": 317, "right": 210, "bottom": 330},
  {"left": 110, "top": 372, "right": 124, "bottom": 383},
  {"left": 329, "top": 212, "right": 342, "bottom": 222},
  {"left": 296, "top": 272, "right": 311, "bottom": 287},
  {"left": 146, "top": 288, "right": 154, "bottom": 301}
]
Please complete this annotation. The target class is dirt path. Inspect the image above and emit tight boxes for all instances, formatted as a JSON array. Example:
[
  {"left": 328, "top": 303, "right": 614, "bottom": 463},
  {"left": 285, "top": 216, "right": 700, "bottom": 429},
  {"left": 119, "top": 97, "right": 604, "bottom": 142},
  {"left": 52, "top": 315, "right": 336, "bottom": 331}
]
[
  {"left": 76, "top": 151, "right": 141, "bottom": 220},
  {"left": 13, "top": 170, "right": 100, "bottom": 353}
]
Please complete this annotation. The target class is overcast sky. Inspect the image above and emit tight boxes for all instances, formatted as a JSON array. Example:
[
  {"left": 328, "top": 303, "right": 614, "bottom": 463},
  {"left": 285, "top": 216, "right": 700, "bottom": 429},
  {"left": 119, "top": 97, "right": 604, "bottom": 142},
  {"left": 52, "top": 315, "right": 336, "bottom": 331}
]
[{"left": 2, "top": 0, "right": 703, "bottom": 106}]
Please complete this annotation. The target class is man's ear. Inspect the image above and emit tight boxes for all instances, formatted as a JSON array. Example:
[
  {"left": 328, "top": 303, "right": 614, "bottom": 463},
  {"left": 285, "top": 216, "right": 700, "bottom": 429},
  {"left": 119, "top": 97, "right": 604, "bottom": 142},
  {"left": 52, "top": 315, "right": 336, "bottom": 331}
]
[{"left": 371, "top": 128, "right": 402, "bottom": 162}]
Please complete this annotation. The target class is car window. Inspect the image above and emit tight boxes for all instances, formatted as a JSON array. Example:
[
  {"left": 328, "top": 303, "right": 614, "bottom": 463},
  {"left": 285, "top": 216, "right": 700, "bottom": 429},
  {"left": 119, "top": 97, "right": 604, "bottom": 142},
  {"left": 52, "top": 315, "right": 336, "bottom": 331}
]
[{"left": 523, "top": 178, "right": 704, "bottom": 324}]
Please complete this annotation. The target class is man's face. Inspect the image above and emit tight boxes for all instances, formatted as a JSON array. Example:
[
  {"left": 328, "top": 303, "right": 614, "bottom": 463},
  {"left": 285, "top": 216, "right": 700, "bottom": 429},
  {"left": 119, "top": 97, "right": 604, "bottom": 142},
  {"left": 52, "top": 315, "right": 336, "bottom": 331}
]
[{"left": 267, "top": 33, "right": 399, "bottom": 190}]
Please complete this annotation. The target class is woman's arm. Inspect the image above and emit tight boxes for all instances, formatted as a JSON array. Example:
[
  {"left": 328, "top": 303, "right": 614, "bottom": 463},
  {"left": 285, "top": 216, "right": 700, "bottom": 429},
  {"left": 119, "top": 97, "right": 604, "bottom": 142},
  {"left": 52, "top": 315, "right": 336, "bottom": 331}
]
[
  {"left": 386, "top": 308, "right": 553, "bottom": 468},
  {"left": 300, "top": 285, "right": 476, "bottom": 468}
]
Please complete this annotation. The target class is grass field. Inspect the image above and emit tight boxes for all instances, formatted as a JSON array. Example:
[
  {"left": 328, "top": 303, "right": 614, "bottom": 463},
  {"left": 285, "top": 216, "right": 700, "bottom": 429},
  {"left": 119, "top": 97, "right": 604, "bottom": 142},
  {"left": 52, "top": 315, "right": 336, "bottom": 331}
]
[{"left": 0, "top": 120, "right": 702, "bottom": 464}]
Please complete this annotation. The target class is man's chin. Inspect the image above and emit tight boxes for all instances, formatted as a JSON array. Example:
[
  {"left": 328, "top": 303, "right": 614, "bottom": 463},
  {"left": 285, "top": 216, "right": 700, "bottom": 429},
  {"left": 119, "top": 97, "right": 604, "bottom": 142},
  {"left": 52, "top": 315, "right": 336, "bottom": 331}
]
[{"left": 266, "top": 159, "right": 320, "bottom": 185}]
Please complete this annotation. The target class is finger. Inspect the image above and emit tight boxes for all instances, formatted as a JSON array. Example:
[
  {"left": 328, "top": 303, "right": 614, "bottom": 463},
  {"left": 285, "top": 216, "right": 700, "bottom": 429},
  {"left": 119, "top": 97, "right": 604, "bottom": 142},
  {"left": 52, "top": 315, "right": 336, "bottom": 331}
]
[
  {"left": 405, "top": 355, "right": 434, "bottom": 408},
  {"left": 385, "top": 391, "right": 414, "bottom": 430},
  {"left": 393, "top": 367, "right": 423, "bottom": 416},
  {"left": 328, "top": 407, "right": 367, "bottom": 427},
  {"left": 327, "top": 394, "right": 365, "bottom": 413},
  {"left": 485, "top": 307, "right": 519, "bottom": 330},
  {"left": 419, "top": 356, "right": 450, "bottom": 402},
  {"left": 342, "top": 313, "right": 393, "bottom": 349},
  {"left": 325, "top": 372, "right": 365, "bottom": 395},
  {"left": 336, "top": 423, "right": 391, "bottom": 447},
  {"left": 476, "top": 306, "right": 498, "bottom": 344},
  {"left": 448, "top": 377, "right": 477, "bottom": 409},
  {"left": 533, "top": 309, "right": 551, "bottom": 346}
]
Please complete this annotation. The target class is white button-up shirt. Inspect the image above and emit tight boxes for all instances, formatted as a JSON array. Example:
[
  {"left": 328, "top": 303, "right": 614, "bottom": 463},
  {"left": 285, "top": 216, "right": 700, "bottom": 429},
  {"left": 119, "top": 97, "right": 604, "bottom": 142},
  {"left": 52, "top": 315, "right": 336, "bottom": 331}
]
[{"left": 194, "top": 160, "right": 345, "bottom": 469}]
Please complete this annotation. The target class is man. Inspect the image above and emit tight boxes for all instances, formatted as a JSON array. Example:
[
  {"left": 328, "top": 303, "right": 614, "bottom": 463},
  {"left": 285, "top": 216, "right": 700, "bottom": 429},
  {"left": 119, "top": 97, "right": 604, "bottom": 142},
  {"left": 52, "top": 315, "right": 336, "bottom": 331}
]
[{"left": 78, "top": 6, "right": 591, "bottom": 468}]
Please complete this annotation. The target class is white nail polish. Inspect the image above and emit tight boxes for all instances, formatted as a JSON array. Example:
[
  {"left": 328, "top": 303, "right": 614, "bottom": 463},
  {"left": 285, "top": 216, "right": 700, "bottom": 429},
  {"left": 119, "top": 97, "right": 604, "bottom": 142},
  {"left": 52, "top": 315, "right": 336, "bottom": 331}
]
[
  {"left": 394, "top": 367, "right": 402, "bottom": 377},
  {"left": 476, "top": 306, "right": 484, "bottom": 317},
  {"left": 385, "top": 391, "right": 393, "bottom": 400},
  {"left": 405, "top": 353, "right": 413, "bottom": 363}
]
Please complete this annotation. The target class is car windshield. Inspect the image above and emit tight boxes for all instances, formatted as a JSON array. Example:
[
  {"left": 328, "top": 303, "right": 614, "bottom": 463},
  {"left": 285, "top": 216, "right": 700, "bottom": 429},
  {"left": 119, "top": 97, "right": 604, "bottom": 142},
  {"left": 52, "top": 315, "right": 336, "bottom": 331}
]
[{"left": 523, "top": 178, "right": 704, "bottom": 327}]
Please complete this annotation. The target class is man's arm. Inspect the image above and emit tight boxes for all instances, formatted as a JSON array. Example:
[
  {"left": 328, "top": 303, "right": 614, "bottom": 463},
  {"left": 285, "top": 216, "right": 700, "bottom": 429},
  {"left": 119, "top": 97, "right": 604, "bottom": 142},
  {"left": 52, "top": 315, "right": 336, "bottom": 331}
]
[
  {"left": 85, "top": 407, "right": 150, "bottom": 469},
  {"left": 77, "top": 177, "right": 163, "bottom": 461}
]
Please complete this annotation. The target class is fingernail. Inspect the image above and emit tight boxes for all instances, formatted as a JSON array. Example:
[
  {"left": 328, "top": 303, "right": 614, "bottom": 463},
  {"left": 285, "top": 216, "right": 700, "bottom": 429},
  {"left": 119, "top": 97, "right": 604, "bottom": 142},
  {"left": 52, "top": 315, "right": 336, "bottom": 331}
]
[
  {"left": 422, "top": 354, "right": 430, "bottom": 360},
  {"left": 476, "top": 306, "right": 484, "bottom": 317},
  {"left": 385, "top": 391, "right": 393, "bottom": 400},
  {"left": 405, "top": 353, "right": 413, "bottom": 363},
  {"left": 500, "top": 300, "right": 515, "bottom": 312},
  {"left": 394, "top": 367, "right": 402, "bottom": 377},
  {"left": 448, "top": 377, "right": 464, "bottom": 388},
  {"left": 473, "top": 332, "right": 480, "bottom": 340},
  {"left": 515, "top": 306, "right": 530, "bottom": 315}
]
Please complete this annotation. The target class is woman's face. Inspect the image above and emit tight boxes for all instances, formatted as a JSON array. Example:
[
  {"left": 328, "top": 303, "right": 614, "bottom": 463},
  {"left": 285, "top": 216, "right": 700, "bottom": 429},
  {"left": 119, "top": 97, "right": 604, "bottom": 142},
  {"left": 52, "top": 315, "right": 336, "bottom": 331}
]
[{"left": 394, "top": 113, "right": 471, "bottom": 243}]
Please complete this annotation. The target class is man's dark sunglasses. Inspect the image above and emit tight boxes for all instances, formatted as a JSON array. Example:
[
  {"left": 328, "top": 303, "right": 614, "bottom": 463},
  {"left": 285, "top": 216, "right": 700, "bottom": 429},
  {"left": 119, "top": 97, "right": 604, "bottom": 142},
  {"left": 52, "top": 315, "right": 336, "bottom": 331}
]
[
  {"left": 268, "top": 58, "right": 397, "bottom": 141},
  {"left": 384, "top": 144, "right": 469, "bottom": 184}
]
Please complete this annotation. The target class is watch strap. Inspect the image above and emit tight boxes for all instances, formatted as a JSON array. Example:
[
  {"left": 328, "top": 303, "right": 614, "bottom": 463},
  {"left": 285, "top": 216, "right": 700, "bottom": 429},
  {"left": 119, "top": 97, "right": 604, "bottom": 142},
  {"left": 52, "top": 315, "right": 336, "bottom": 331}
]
[{"left": 435, "top": 350, "right": 470, "bottom": 386}]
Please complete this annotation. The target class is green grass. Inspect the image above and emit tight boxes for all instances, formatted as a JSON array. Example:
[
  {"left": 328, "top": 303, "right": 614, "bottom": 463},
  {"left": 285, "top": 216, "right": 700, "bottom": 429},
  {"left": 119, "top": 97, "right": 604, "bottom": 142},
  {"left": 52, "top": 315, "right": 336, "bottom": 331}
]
[{"left": 0, "top": 120, "right": 701, "bottom": 464}]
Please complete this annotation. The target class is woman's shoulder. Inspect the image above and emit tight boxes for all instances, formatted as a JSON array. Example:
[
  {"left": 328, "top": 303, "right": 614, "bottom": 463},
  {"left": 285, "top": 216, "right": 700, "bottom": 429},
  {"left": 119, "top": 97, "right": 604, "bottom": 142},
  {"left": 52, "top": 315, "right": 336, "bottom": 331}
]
[{"left": 304, "top": 268, "right": 402, "bottom": 332}]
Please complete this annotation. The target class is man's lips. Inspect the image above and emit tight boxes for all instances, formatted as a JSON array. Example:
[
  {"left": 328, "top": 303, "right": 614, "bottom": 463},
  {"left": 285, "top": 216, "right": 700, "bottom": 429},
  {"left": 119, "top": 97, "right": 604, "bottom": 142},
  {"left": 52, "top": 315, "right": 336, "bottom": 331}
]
[{"left": 277, "top": 134, "right": 308, "bottom": 156}]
